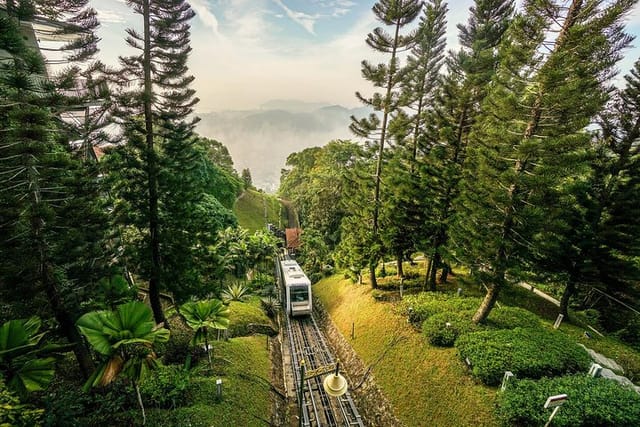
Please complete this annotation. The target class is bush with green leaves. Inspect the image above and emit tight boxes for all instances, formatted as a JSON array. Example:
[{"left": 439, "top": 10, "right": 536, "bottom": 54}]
[
  {"left": 139, "top": 365, "right": 192, "bottom": 409},
  {"left": 159, "top": 325, "right": 204, "bottom": 368},
  {"left": 422, "top": 310, "right": 480, "bottom": 347},
  {"left": 486, "top": 306, "right": 542, "bottom": 330},
  {"left": 42, "top": 377, "right": 135, "bottom": 427},
  {"left": 401, "top": 293, "right": 482, "bottom": 325},
  {"left": 0, "top": 378, "right": 43, "bottom": 427},
  {"left": 260, "top": 296, "right": 280, "bottom": 318},
  {"left": 496, "top": 374, "right": 640, "bottom": 426},
  {"left": 456, "top": 328, "right": 591, "bottom": 386}
]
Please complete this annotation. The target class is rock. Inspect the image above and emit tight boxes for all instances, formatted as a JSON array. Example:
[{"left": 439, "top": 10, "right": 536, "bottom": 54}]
[
  {"left": 579, "top": 344, "right": 625, "bottom": 373},
  {"left": 599, "top": 368, "right": 640, "bottom": 394}
]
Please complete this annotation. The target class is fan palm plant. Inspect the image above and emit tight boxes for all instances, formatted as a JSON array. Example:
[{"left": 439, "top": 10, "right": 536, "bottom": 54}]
[
  {"left": 76, "top": 301, "right": 170, "bottom": 425},
  {"left": 0, "top": 317, "right": 69, "bottom": 398},
  {"left": 179, "top": 299, "right": 230, "bottom": 370}
]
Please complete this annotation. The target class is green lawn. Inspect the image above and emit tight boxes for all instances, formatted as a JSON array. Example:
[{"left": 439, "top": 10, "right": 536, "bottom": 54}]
[
  {"left": 314, "top": 275, "right": 497, "bottom": 427},
  {"left": 233, "top": 189, "right": 286, "bottom": 233}
]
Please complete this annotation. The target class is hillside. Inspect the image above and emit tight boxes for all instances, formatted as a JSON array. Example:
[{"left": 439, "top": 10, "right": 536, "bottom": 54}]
[{"left": 233, "top": 189, "right": 287, "bottom": 233}]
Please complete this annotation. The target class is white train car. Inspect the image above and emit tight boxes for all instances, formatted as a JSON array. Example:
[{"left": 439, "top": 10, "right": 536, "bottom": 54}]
[{"left": 279, "top": 259, "right": 312, "bottom": 316}]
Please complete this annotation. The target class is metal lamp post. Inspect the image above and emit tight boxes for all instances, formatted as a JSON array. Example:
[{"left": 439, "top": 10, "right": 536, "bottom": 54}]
[{"left": 298, "top": 359, "right": 348, "bottom": 427}]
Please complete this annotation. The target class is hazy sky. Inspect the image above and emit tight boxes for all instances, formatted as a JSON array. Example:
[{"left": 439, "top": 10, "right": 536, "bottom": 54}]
[{"left": 92, "top": 0, "right": 640, "bottom": 113}]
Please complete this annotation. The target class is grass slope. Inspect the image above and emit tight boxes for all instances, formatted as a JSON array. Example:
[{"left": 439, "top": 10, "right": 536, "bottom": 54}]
[
  {"left": 233, "top": 189, "right": 286, "bottom": 233},
  {"left": 314, "top": 276, "right": 497, "bottom": 427}
]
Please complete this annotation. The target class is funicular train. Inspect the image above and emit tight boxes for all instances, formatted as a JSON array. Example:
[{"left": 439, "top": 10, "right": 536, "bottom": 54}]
[{"left": 277, "top": 257, "right": 312, "bottom": 317}]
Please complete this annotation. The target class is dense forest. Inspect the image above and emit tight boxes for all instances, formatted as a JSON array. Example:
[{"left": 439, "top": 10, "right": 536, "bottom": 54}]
[{"left": 1, "top": 0, "right": 640, "bottom": 425}]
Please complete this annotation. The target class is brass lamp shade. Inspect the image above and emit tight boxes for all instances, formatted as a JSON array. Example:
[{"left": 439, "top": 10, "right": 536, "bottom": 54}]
[{"left": 323, "top": 373, "right": 348, "bottom": 397}]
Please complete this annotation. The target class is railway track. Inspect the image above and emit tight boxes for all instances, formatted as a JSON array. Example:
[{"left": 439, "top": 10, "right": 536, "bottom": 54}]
[{"left": 287, "top": 314, "right": 364, "bottom": 427}]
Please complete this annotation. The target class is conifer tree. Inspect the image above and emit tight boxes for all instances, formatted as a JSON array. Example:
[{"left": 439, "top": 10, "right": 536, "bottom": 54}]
[
  {"left": 0, "top": 0, "right": 103, "bottom": 377},
  {"left": 350, "top": 0, "right": 422, "bottom": 288},
  {"left": 107, "top": 0, "right": 199, "bottom": 324},
  {"left": 451, "top": 0, "right": 637, "bottom": 323},
  {"left": 420, "top": 0, "right": 514, "bottom": 289},
  {"left": 535, "top": 58, "right": 640, "bottom": 320}
]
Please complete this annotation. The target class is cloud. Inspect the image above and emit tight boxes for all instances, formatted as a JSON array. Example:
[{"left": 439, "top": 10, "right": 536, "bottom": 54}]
[
  {"left": 190, "top": 0, "right": 221, "bottom": 36},
  {"left": 272, "top": 0, "right": 320, "bottom": 35},
  {"left": 94, "top": 8, "right": 127, "bottom": 24}
]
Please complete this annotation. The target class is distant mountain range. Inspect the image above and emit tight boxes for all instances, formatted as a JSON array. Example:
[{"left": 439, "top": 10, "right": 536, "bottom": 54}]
[{"left": 196, "top": 100, "right": 370, "bottom": 192}]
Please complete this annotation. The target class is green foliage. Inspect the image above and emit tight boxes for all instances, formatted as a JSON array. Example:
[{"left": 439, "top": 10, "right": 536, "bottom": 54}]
[
  {"left": 0, "top": 317, "right": 61, "bottom": 398},
  {"left": 496, "top": 374, "right": 640, "bottom": 427},
  {"left": 0, "top": 378, "right": 43, "bottom": 427},
  {"left": 76, "top": 301, "right": 170, "bottom": 389},
  {"left": 42, "top": 375, "right": 135, "bottom": 427},
  {"left": 401, "top": 292, "right": 482, "bottom": 325},
  {"left": 486, "top": 306, "right": 542, "bottom": 330},
  {"left": 145, "top": 336, "right": 271, "bottom": 427},
  {"left": 260, "top": 296, "right": 280, "bottom": 319},
  {"left": 456, "top": 328, "right": 591, "bottom": 386},
  {"left": 179, "top": 299, "right": 230, "bottom": 346},
  {"left": 227, "top": 299, "right": 272, "bottom": 338},
  {"left": 422, "top": 310, "right": 479, "bottom": 347},
  {"left": 221, "top": 283, "right": 250, "bottom": 302},
  {"left": 233, "top": 190, "right": 285, "bottom": 233},
  {"left": 139, "top": 364, "right": 192, "bottom": 409},
  {"left": 158, "top": 324, "right": 204, "bottom": 368}
]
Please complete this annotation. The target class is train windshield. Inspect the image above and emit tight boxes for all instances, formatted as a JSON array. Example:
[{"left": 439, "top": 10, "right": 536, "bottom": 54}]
[{"left": 291, "top": 286, "right": 309, "bottom": 302}]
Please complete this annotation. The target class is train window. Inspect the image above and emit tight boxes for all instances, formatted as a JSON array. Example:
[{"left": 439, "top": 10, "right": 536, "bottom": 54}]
[{"left": 291, "top": 286, "right": 309, "bottom": 302}]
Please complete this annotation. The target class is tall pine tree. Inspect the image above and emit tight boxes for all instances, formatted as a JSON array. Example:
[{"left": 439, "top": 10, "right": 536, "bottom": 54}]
[
  {"left": 107, "top": 0, "right": 199, "bottom": 324},
  {"left": 451, "top": 0, "right": 637, "bottom": 323},
  {"left": 350, "top": 0, "right": 422, "bottom": 288}
]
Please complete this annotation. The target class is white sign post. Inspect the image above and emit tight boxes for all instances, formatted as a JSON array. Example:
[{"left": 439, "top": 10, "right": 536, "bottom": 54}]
[
  {"left": 543, "top": 394, "right": 567, "bottom": 427},
  {"left": 553, "top": 314, "right": 564, "bottom": 329},
  {"left": 500, "top": 371, "right": 514, "bottom": 391}
]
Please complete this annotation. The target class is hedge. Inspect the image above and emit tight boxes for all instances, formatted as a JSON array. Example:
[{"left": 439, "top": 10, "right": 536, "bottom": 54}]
[
  {"left": 486, "top": 306, "right": 542, "bottom": 330},
  {"left": 402, "top": 293, "right": 482, "bottom": 325},
  {"left": 456, "top": 328, "right": 591, "bottom": 386},
  {"left": 496, "top": 374, "right": 640, "bottom": 426},
  {"left": 422, "top": 310, "right": 480, "bottom": 347}
]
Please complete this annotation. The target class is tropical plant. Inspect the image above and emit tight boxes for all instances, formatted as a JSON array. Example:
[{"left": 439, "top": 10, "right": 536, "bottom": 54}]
[
  {"left": 0, "top": 317, "right": 68, "bottom": 398},
  {"left": 260, "top": 296, "right": 280, "bottom": 319},
  {"left": 179, "top": 299, "right": 230, "bottom": 370},
  {"left": 221, "top": 282, "right": 250, "bottom": 302},
  {"left": 76, "top": 301, "right": 170, "bottom": 425}
]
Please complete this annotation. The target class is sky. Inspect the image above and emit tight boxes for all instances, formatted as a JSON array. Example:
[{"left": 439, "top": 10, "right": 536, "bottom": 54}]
[{"left": 90, "top": 0, "right": 640, "bottom": 113}]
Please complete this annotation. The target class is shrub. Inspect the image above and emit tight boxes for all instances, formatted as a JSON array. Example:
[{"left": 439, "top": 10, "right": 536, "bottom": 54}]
[
  {"left": 0, "top": 379, "right": 43, "bottom": 427},
  {"left": 139, "top": 365, "right": 192, "bottom": 409},
  {"left": 227, "top": 299, "right": 271, "bottom": 337},
  {"left": 422, "top": 310, "right": 481, "bottom": 347},
  {"left": 160, "top": 325, "right": 204, "bottom": 367},
  {"left": 456, "top": 328, "right": 591, "bottom": 386},
  {"left": 260, "top": 296, "right": 280, "bottom": 318},
  {"left": 486, "top": 306, "right": 542, "bottom": 330},
  {"left": 42, "top": 377, "right": 135, "bottom": 427},
  {"left": 496, "top": 374, "right": 640, "bottom": 426},
  {"left": 402, "top": 293, "right": 482, "bottom": 325}
]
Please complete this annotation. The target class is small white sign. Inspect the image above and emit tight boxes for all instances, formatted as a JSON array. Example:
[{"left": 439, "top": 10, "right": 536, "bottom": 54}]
[{"left": 544, "top": 394, "right": 567, "bottom": 409}]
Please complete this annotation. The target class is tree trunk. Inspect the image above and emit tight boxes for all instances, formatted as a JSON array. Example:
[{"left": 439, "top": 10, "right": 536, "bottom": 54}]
[
  {"left": 204, "top": 329, "right": 213, "bottom": 371},
  {"left": 439, "top": 263, "right": 449, "bottom": 284},
  {"left": 428, "top": 251, "right": 440, "bottom": 291},
  {"left": 369, "top": 264, "right": 378, "bottom": 289},
  {"left": 142, "top": 0, "right": 166, "bottom": 327},
  {"left": 396, "top": 255, "right": 404, "bottom": 279},
  {"left": 135, "top": 381, "right": 146, "bottom": 425},
  {"left": 424, "top": 256, "right": 433, "bottom": 291},
  {"left": 560, "top": 278, "right": 576, "bottom": 318},
  {"left": 472, "top": 280, "right": 501, "bottom": 324}
]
